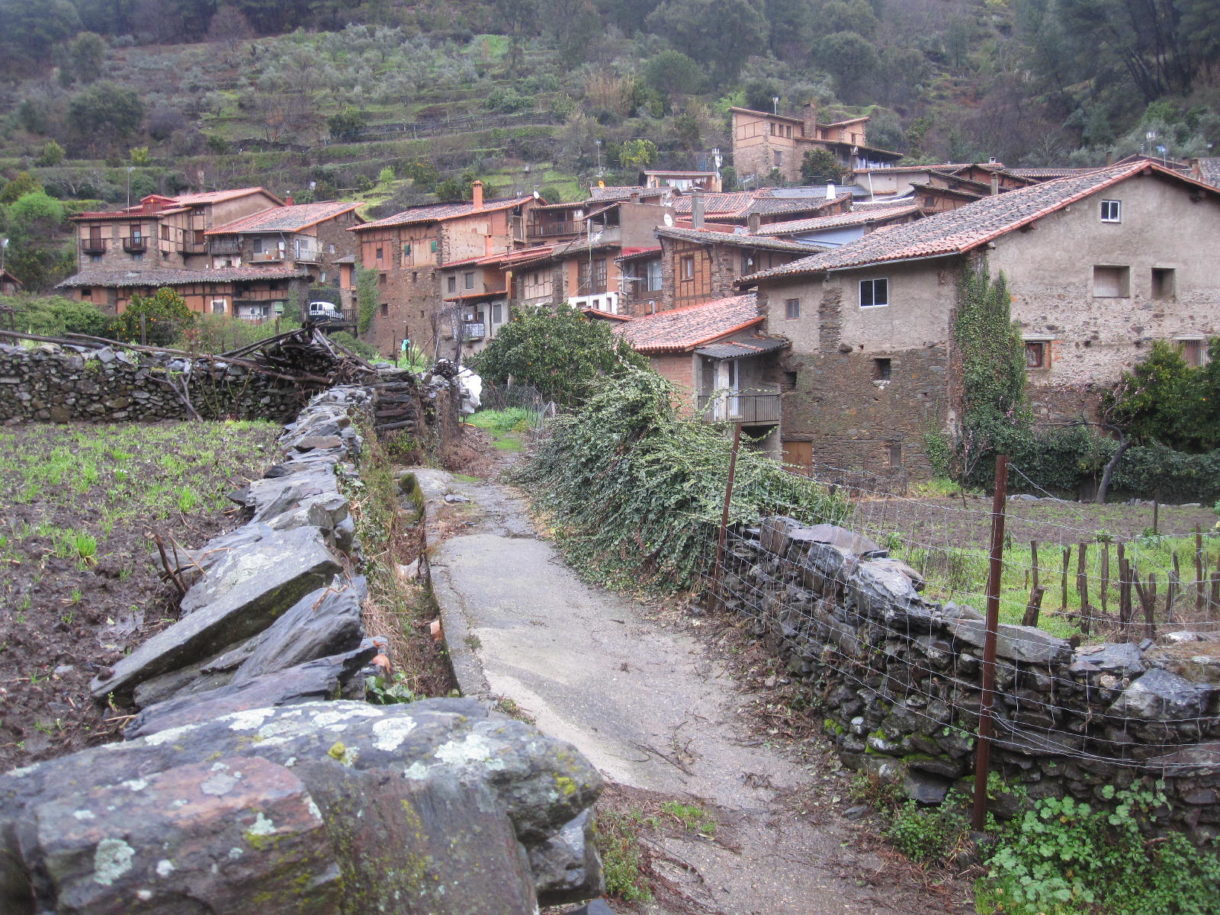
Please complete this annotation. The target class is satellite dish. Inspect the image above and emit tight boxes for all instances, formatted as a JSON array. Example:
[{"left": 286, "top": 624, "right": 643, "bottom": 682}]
[{"left": 663, "top": 213, "right": 674, "bottom": 227}]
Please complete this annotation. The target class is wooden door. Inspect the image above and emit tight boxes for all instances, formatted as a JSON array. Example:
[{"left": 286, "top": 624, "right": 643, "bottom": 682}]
[{"left": 782, "top": 440, "right": 812, "bottom": 475}]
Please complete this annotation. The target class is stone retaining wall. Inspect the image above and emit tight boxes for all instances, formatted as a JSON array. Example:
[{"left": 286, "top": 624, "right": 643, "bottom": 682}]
[
  {"left": 722, "top": 516, "right": 1220, "bottom": 839},
  {"left": 0, "top": 341, "right": 317, "bottom": 424},
  {"left": 0, "top": 386, "right": 603, "bottom": 913}
]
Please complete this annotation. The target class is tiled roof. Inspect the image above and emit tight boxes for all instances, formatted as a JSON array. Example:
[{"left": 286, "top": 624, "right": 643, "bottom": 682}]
[
  {"left": 695, "top": 335, "right": 788, "bottom": 359},
  {"left": 670, "top": 193, "right": 755, "bottom": 217},
  {"left": 172, "top": 187, "right": 280, "bottom": 206},
  {"left": 1003, "top": 167, "right": 1096, "bottom": 180},
  {"left": 354, "top": 195, "right": 534, "bottom": 231},
  {"left": 57, "top": 266, "right": 309, "bottom": 289},
  {"left": 656, "top": 226, "right": 822, "bottom": 254},
  {"left": 642, "top": 169, "right": 718, "bottom": 178},
  {"left": 614, "top": 294, "right": 761, "bottom": 354},
  {"left": 205, "top": 201, "right": 361, "bottom": 235},
  {"left": 744, "top": 160, "right": 1218, "bottom": 281},
  {"left": 754, "top": 205, "right": 920, "bottom": 236},
  {"left": 617, "top": 246, "right": 662, "bottom": 260},
  {"left": 1193, "top": 157, "right": 1220, "bottom": 188},
  {"left": 588, "top": 186, "right": 669, "bottom": 202}
]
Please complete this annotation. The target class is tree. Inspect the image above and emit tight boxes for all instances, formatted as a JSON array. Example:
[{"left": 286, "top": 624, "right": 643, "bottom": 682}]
[
  {"left": 327, "top": 107, "right": 369, "bottom": 141},
  {"left": 2, "top": 191, "right": 72, "bottom": 290},
  {"left": 35, "top": 141, "right": 66, "bottom": 167},
  {"left": 0, "top": 172, "right": 43, "bottom": 205},
  {"left": 108, "top": 288, "right": 196, "bottom": 347},
  {"left": 800, "top": 148, "right": 846, "bottom": 184},
  {"left": 618, "top": 138, "right": 657, "bottom": 170},
  {"left": 63, "top": 31, "right": 107, "bottom": 86},
  {"left": 469, "top": 305, "right": 649, "bottom": 407},
  {"left": 813, "top": 31, "right": 879, "bottom": 101},
  {"left": 67, "top": 82, "right": 145, "bottom": 156},
  {"left": 646, "top": 0, "right": 769, "bottom": 84},
  {"left": 0, "top": 0, "right": 81, "bottom": 74},
  {"left": 1, "top": 294, "right": 108, "bottom": 337},
  {"left": 642, "top": 50, "right": 705, "bottom": 100}
]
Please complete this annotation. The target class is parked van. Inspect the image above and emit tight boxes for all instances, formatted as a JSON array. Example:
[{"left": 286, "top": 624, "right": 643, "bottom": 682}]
[{"left": 307, "top": 301, "right": 341, "bottom": 324}]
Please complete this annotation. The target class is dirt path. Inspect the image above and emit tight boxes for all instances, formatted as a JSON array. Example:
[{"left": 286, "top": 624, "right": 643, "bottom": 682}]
[{"left": 420, "top": 467, "right": 972, "bottom": 915}]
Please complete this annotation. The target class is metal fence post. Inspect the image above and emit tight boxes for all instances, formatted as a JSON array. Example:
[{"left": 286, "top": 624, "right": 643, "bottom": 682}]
[
  {"left": 712, "top": 422, "right": 743, "bottom": 610},
  {"left": 972, "top": 454, "right": 1009, "bottom": 832}
]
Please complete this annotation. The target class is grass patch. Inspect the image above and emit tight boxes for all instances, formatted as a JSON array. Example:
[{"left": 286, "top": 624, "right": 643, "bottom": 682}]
[
  {"left": 466, "top": 407, "right": 535, "bottom": 454},
  {"left": 594, "top": 809, "right": 654, "bottom": 904}
]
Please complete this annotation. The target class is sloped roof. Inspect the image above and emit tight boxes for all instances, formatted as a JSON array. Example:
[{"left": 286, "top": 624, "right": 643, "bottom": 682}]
[
  {"left": 617, "top": 246, "right": 662, "bottom": 261},
  {"left": 744, "top": 160, "right": 1220, "bottom": 281},
  {"left": 656, "top": 226, "right": 822, "bottom": 254},
  {"left": 754, "top": 204, "right": 921, "bottom": 236},
  {"left": 354, "top": 195, "right": 534, "bottom": 231},
  {"left": 173, "top": 187, "right": 281, "bottom": 206},
  {"left": 57, "top": 266, "right": 309, "bottom": 289},
  {"left": 614, "top": 294, "right": 762, "bottom": 354},
  {"left": 1193, "top": 157, "right": 1220, "bottom": 189},
  {"left": 588, "top": 186, "right": 669, "bottom": 202},
  {"left": 205, "top": 201, "right": 361, "bottom": 235},
  {"left": 695, "top": 335, "right": 788, "bottom": 359}
]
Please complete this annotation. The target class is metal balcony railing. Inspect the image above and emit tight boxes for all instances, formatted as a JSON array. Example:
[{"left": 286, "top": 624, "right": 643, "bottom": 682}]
[
  {"left": 696, "top": 389, "right": 782, "bottom": 424},
  {"left": 121, "top": 236, "right": 148, "bottom": 253},
  {"left": 81, "top": 239, "right": 107, "bottom": 255}
]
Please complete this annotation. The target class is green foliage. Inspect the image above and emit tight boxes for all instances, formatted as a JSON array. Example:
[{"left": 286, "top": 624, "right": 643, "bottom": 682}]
[
  {"left": 642, "top": 50, "right": 705, "bottom": 99},
  {"left": 66, "top": 81, "right": 144, "bottom": 154},
  {"left": 884, "top": 798, "right": 970, "bottom": 865},
  {"left": 34, "top": 140, "right": 65, "bottom": 167},
  {"left": 659, "top": 801, "right": 716, "bottom": 836},
  {"left": 617, "top": 138, "right": 657, "bottom": 170},
  {"left": 645, "top": 0, "right": 769, "bottom": 84},
  {"left": 327, "top": 106, "right": 369, "bottom": 141},
  {"left": 512, "top": 369, "right": 846, "bottom": 590},
  {"left": 594, "top": 810, "right": 654, "bottom": 903},
  {"left": 469, "top": 305, "right": 647, "bottom": 407},
  {"left": 1103, "top": 339, "right": 1220, "bottom": 453},
  {"left": 799, "top": 147, "right": 846, "bottom": 184},
  {"left": 355, "top": 267, "right": 378, "bottom": 336},
  {"left": 979, "top": 783, "right": 1220, "bottom": 915},
  {"left": 0, "top": 172, "right": 43, "bottom": 205},
  {"left": 328, "top": 330, "right": 380, "bottom": 361},
  {"left": 465, "top": 407, "right": 536, "bottom": 436},
  {"left": 0, "top": 295, "right": 109, "bottom": 337},
  {"left": 108, "top": 288, "right": 195, "bottom": 346},
  {"left": 185, "top": 314, "right": 302, "bottom": 354}
]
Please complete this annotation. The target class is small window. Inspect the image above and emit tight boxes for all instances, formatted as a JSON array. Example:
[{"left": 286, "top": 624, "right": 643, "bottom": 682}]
[
  {"left": 210, "top": 299, "right": 226, "bottom": 314},
  {"left": 1151, "top": 267, "right": 1175, "bottom": 300},
  {"left": 379, "top": 272, "right": 387, "bottom": 285},
  {"left": 645, "top": 260, "right": 662, "bottom": 291},
  {"left": 784, "top": 298, "right": 800, "bottom": 319},
  {"left": 402, "top": 243, "right": 411, "bottom": 257},
  {"left": 375, "top": 246, "right": 384, "bottom": 260},
  {"left": 742, "top": 254, "right": 754, "bottom": 275},
  {"left": 447, "top": 276, "right": 457, "bottom": 293},
  {"left": 680, "top": 255, "right": 695, "bottom": 281},
  {"left": 860, "top": 278, "right": 888, "bottom": 307},
  {"left": 873, "top": 357, "right": 892, "bottom": 380},
  {"left": 887, "top": 442, "right": 902, "bottom": 468},
  {"left": 328, "top": 244, "right": 336, "bottom": 254},
  {"left": 430, "top": 240, "right": 439, "bottom": 253},
  {"left": 1100, "top": 199, "right": 1121, "bottom": 223},
  {"left": 379, "top": 303, "right": 389, "bottom": 316},
  {"left": 464, "top": 271, "right": 475, "bottom": 289},
  {"left": 1178, "top": 338, "right": 1205, "bottom": 367},
  {"left": 782, "top": 370, "right": 798, "bottom": 391},
  {"left": 1025, "top": 340, "right": 1050, "bottom": 369},
  {"left": 492, "top": 303, "right": 503, "bottom": 323},
  {"left": 773, "top": 150, "right": 783, "bottom": 167},
  {"left": 1093, "top": 265, "right": 1130, "bottom": 298}
]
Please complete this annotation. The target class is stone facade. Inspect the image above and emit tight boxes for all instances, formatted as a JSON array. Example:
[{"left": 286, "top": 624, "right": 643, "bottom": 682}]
[{"left": 720, "top": 516, "right": 1220, "bottom": 840}]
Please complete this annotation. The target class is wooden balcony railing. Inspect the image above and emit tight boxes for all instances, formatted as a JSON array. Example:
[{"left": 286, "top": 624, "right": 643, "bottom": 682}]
[
  {"left": 208, "top": 238, "right": 242, "bottom": 256},
  {"left": 696, "top": 389, "right": 782, "bottom": 424}
]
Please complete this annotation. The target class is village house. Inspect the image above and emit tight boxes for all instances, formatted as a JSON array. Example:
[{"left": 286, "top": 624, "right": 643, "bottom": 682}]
[
  {"left": 350, "top": 182, "right": 536, "bottom": 356},
  {"left": 641, "top": 169, "right": 722, "bottom": 193},
  {"left": 0, "top": 268, "right": 22, "bottom": 296},
  {"left": 71, "top": 188, "right": 283, "bottom": 273},
  {"left": 741, "top": 159, "right": 1220, "bottom": 480},
  {"left": 852, "top": 162, "right": 1035, "bottom": 209},
  {"left": 203, "top": 201, "right": 363, "bottom": 319},
  {"left": 731, "top": 103, "right": 902, "bottom": 185},
  {"left": 613, "top": 292, "right": 786, "bottom": 444}
]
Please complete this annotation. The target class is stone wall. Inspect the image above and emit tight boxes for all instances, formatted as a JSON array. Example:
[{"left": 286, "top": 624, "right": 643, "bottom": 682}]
[
  {"left": 720, "top": 516, "right": 1220, "bottom": 839},
  {"left": 0, "top": 385, "right": 603, "bottom": 913},
  {"left": 0, "top": 341, "right": 318, "bottom": 424}
]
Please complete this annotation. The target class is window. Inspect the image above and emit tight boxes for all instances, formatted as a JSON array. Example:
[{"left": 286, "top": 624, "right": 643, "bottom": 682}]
[
  {"left": 859, "top": 278, "right": 888, "bottom": 307},
  {"left": 645, "top": 260, "right": 662, "bottom": 292},
  {"left": 379, "top": 272, "right": 387, "bottom": 285},
  {"left": 492, "top": 302, "right": 503, "bottom": 324},
  {"left": 430, "top": 240, "right": 439, "bottom": 253},
  {"left": 1100, "top": 199, "right": 1121, "bottom": 222},
  {"left": 1151, "top": 267, "right": 1175, "bottom": 300},
  {"left": 1024, "top": 340, "right": 1051, "bottom": 369},
  {"left": 1177, "top": 338, "right": 1205, "bottom": 367},
  {"left": 328, "top": 244, "right": 336, "bottom": 254},
  {"left": 782, "top": 370, "right": 798, "bottom": 391},
  {"left": 89, "top": 254, "right": 102, "bottom": 263},
  {"left": 447, "top": 276, "right": 456, "bottom": 293},
  {"left": 379, "top": 303, "right": 389, "bottom": 316},
  {"left": 887, "top": 442, "right": 902, "bottom": 469},
  {"left": 773, "top": 150, "right": 783, "bottom": 167},
  {"left": 680, "top": 255, "right": 695, "bottom": 281},
  {"left": 1093, "top": 265, "right": 1130, "bottom": 298},
  {"left": 402, "top": 243, "right": 411, "bottom": 258},
  {"left": 784, "top": 298, "right": 800, "bottom": 319},
  {"left": 464, "top": 271, "right": 475, "bottom": 290},
  {"left": 742, "top": 253, "right": 754, "bottom": 275},
  {"left": 210, "top": 299, "right": 226, "bottom": 314},
  {"left": 160, "top": 225, "right": 169, "bottom": 241},
  {"left": 375, "top": 246, "right": 384, "bottom": 260},
  {"left": 873, "top": 358, "right": 892, "bottom": 381}
]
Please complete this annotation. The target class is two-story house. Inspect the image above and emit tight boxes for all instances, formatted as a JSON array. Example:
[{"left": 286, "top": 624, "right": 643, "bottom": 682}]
[
  {"left": 350, "top": 182, "right": 536, "bottom": 356},
  {"left": 741, "top": 159, "right": 1220, "bottom": 480},
  {"left": 204, "top": 201, "right": 363, "bottom": 319}
]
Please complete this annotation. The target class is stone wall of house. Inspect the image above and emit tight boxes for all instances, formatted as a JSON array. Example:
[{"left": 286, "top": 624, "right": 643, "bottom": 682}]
[
  {"left": 0, "top": 386, "right": 603, "bottom": 913},
  {"left": 0, "top": 341, "right": 318, "bottom": 424},
  {"left": 720, "top": 516, "right": 1220, "bottom": 840}
]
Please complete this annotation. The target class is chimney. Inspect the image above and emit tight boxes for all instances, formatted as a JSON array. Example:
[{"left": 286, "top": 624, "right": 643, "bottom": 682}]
[
  {"left": 990, "top": 174, "right": 999, "bottom": 196},
  {"left": 801, "top": 101, "right": 818, "bottom": 138},
  {"left": 747, "top": 212, "right": 761, "bottom": 234},
  {"left": 826, "top": 181, "right": 836, "bottom": 200},
  {"left": 630, "top": 190, "right": 640, "bottom": 202},
  {"left": 472, "top": 180, "right": 484, "bottom": 210},
  {"left": 691, "top": 192, "right": 705, "bottom": 229},
  {"left": 284, "top": 194, "right": 294, "bottom": 206}
]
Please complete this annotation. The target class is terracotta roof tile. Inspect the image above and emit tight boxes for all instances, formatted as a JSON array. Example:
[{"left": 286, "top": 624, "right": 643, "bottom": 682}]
[
  {"left": 205, "top": 201, "right": 361, "bottom": 235},
  {"left": 354, "top": 195, "right": 534, "bottom": 231},
  {"left": 614, "top": 294, "right": 761, "bottom": 354},
  {"left": 744, "top": 160, "right": 1218, "bottom": 281},
  {"left": 57, "top": 266, "right": 309, "bottom": 289}
]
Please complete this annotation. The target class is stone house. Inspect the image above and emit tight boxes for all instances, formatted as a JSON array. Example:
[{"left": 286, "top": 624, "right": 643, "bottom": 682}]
[
  {"left": 742, "top": 159, "right": 1220, "bottom": 481},
  {"left": 350, "top": 182, "right": 536, "bottom": 357},
  {"left": 853, "top": 162, "right": 1035, "bottom": 207},
  {"left": 641, "top": 169, "right": 722, "bottom": 192},
  {"left": 615, "top": 246, "right": 664, "bottom": 316},
  {"left": 71, "top": 188, "right": 284, "bottom": 273},
  {"left": 731, "top": 104, "right": 902, "bottom": 184},
  {"left": 203, "top": 202, "right": 363, "bottom": 319},
  {"left": 0, "top": 269, "right": 22, "bottom": 296},
  {"left": 613, "top": 292, "right": 786, "bottom": 444}
]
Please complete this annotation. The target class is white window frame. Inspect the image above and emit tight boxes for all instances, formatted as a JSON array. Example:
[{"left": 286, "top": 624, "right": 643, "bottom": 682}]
[
  {"left": 784, "top": 297, "right": 800, "bottom": 319},
  {"left": 1023, "top": 336, "right": 1053, "bottom": 370},
  {"left": 859, "top": 277, "right": 889, "bottom": 308},
  {"left": 210, "top": 298, "right": 227, "bottom": 314},
  {"left": 1100, "top": 199, "right": 1121, "bottom": 223}
]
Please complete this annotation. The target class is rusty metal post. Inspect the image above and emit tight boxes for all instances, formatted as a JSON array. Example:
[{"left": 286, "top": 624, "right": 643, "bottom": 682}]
[
  {"left": 972, "top": 454, "right": 1009, "bottom": 832},
  {"left": 712, "top": 422, "right": 743, "bottom": 609}
]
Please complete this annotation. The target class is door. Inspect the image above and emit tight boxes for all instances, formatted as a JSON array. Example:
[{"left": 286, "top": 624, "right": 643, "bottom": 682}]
[{"left": 782, "top": 440, "right": 812, "bottom": 476}]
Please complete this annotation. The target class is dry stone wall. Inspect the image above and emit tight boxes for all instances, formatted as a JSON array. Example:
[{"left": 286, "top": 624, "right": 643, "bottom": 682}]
[
  {"left": 721, "top": 516, "right": 1220, "bottom": 840},
  {"left": 0, "top": 385, "right": 603, "bottom": 913}
]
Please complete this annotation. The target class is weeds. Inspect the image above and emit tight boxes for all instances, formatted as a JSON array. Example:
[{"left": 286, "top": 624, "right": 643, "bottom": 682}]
[
  {"left": 659, "top": 801, "right": 716, "bottom": 837},
  {"left": 594, "top": 810, "right": 654, "bottom": 903}
]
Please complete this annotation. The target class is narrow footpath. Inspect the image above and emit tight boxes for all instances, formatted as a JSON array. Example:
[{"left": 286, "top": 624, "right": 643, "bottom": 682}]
[{"left": 417, "top": 468, "right": 970, "bottom": 915}]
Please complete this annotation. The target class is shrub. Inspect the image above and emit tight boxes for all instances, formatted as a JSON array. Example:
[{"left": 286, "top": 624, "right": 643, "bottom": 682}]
[{"left": 107, "top": 288, "right": 195, "bottom": 347}]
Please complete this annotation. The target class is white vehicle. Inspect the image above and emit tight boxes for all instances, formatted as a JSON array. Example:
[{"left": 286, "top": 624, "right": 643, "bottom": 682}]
[{"left": 307, "top": 301, "right": 341, "bottom": 323}]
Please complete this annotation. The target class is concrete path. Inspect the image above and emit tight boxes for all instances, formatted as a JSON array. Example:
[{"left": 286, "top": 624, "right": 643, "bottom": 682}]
[{"left": 418, "top": 469, "right": 965, "bottom": 915}]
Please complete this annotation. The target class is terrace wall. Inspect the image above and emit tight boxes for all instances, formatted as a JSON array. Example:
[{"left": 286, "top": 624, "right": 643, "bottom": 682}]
[{"left": 721, "top": 516, "right": 1220, "bottom": 840}]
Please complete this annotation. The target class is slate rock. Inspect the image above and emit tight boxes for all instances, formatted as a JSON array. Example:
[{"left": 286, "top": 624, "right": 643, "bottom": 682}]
[
  {"left": 245, "top": 466, "right": 352, "bottom": 550},
  {"left": 232, "top": 578, "right": 367, "bottom": 685},
  {"left": 90, "top": 527, "right": 341, "bottom": 701},
  {"left": 160, "top": 522, "right": 279, "bottom": 590},
  {"left": 904, "top": 770, "right": 951, "bottom": 805},
  {"left": 846, "top": 561, "right": 921, "bottom": 624},
  {"left": 802, "top": 523, "right": 884, "bottom": 557},
  {"left": 1075, "top": 642, "right": 1145, "bottom": 677},
  {"left": 125, "top": 643, "right": 377, "bottom": 739},
  {"left": 949, "top": 619, "right": 1072, "bottom": 665},
  {"left": 759, "top": 516, "right": 805, "bottom": 556},
  {"left": 529, "top": 810, "right": 603, "bottom": 905},
  {"left": 1108, "top": 668, "right": 1213, "bottom": 720},
  {"left": 15, "top": 756, "right": 340, "bottom": 914},
  {"left": 130, "top": 641, "right": 249, "bottom": 709}
]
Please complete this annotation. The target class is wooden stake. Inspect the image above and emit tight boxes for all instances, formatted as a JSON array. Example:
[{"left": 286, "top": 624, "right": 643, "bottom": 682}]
[
  {"left": 1023, "top": 586, "right": 1046, "bottom": 628},
  {"left": 1031, "top": 540, "right": 1040, "bottom": 594},
  {"left": 1076, "top": 542, "right": 1091, "bottom": 635},
  {"left": 1210, "top": 571, "right": 1220, "bottom": 618},
  {"left": 1100, "top": 543, "right": 1110, "bottom": 617},
  {"left": 1061, "top": 546, "right": 1070, "bottom": 611},
  {"left": 1196, "top": 528, "right": 1204, "bottom": 615}
]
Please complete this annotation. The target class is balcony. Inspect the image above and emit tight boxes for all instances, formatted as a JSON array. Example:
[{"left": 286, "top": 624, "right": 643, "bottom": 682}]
[
  {"left": 122, "top": 236, "right": 148, "bottom": 253},
  {"left": 527, "top": 219, "right": 582, "bottom": 239},
  {"left": 179, "top": 237, "right": 208, "bottom": 254},
  {"left": 461, "top": 322, "right": 486, "bottom": 341},
  {"left": 250, "top": 250, "right": 285, "bottom": 263},
  {"left": 81, "top": 239, "right": 107, "bottom": 255},
  {"left": 208, "top": 238, "right": 242, "bottom": 256},
  {"left": 697, "top": 388, "right": 782, "bottom": 425}
]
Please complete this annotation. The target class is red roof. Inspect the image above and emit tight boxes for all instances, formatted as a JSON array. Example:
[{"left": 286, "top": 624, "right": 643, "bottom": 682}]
[
  {"left": 614, "top": 294, "right": 762, "bottom": 354},
  {"left": 745, "top": 160, "right": 1220, "bottom": 281},
  {"left": 354, "top": 196, "right": 534, "bottom": 231}
]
